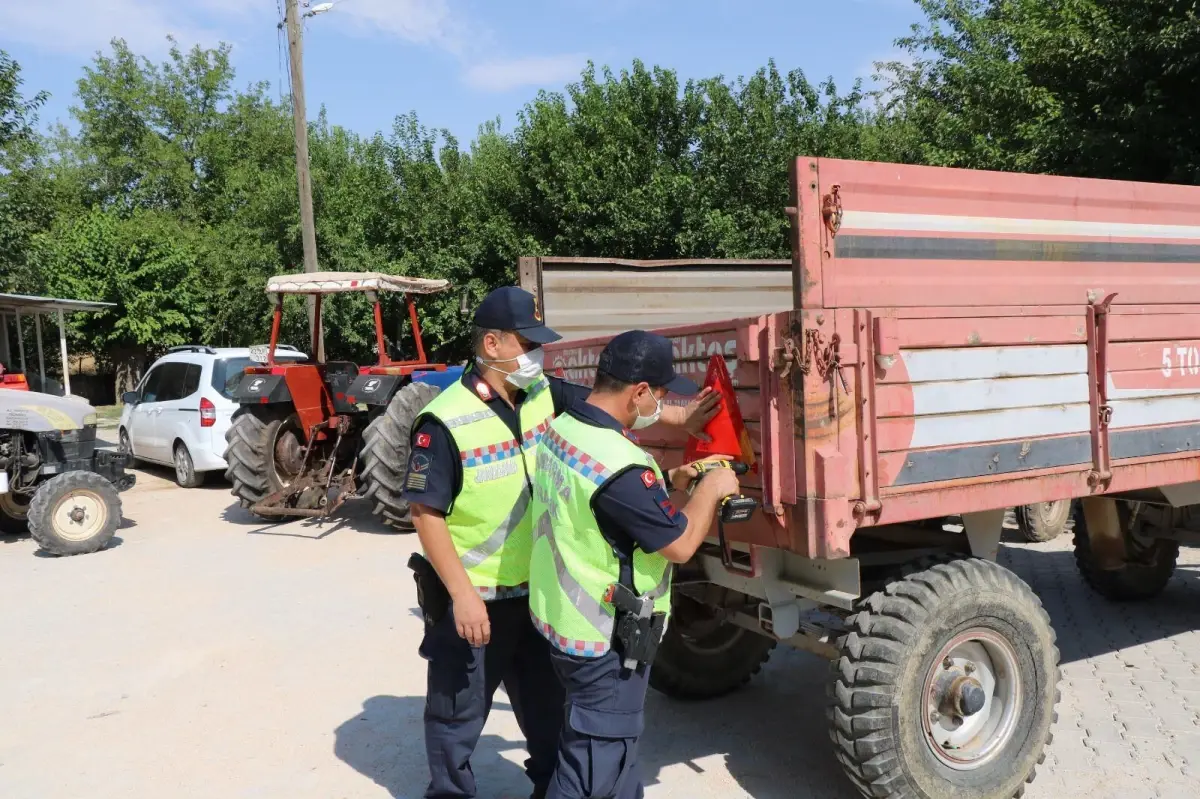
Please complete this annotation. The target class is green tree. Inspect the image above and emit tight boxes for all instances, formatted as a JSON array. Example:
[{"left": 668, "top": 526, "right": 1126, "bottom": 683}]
[
  {"left": 39, "top": 207, "right": 208, "bottom": 392},
  {"left": 0, "top": 50, "right": 54, "bottom": 293},
  {"left": 885, "top": 0, "right": 1200, "bottom": 182}
]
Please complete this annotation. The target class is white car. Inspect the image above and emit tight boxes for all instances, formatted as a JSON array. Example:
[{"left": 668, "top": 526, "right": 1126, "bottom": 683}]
[{"left": 118, "top": 346, "right": 306, "bottom": 487}]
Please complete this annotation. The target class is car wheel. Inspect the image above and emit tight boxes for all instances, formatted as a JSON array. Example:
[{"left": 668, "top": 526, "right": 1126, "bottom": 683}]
[
  {"left": 119, "top": 428, "right": 135, "bottom": 462},
  {"left": 173, "top": 443, "right": 205, "bottom": 488}
]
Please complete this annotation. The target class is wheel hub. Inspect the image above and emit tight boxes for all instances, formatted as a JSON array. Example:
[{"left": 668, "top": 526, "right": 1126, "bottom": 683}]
[
  {"left": 922, "top": 629, "right": 1022, "bottom": 771},
  {"left": 52, "top": 490, "right": 108, "bottom": 542}
]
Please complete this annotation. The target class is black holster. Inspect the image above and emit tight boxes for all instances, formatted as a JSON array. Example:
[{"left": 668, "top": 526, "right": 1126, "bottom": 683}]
[
  {"left": 408, "top": 553, "right": 450, "bottom": 625},
  {"left": 607, "top": 582, "right": 667, "bottom": 670}
]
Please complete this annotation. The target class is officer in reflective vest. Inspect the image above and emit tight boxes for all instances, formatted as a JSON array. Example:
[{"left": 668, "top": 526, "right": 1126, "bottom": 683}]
[
  {"left": 528, "top": 330, "right": 741, "bottom": 799},
  {"left": 402, "top": 289, "right": 721, "bottom": 799}
]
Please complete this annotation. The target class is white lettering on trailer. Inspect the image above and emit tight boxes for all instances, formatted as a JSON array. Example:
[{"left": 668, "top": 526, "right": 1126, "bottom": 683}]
[
  {"left": 553, "top": 335, "right": 738, "bottom": 386},
  {"left": 1161, "top": 346, "right": 1200, "bottom": 377}
]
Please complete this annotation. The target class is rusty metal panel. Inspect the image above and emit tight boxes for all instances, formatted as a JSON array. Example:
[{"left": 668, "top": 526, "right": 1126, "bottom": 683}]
[{"left": 530, "top": 257, "right": 793, "bottom": 342}]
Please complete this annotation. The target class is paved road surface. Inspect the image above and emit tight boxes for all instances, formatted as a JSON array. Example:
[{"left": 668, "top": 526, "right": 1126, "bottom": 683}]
[{"left": 2, "top": 455, "right": 1199, "bottom": 798}]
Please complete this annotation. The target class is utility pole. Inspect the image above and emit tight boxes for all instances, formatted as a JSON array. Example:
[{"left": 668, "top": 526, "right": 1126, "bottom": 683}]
[{"left": 284, "top": 0, "right": 325, "bottom": 360}]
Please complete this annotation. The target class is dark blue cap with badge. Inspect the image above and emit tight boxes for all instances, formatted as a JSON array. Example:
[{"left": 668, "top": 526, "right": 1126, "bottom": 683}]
[
  {"left": 474, "top": 286, "right": 561, "bottom": 345},
  {"left": 598, "top": 330, "right": 698, "bottom": 395}
]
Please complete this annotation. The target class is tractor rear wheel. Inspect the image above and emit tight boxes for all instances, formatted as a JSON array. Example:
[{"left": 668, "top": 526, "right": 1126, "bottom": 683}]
[
  {"left": 0, "top": 490, "right": 31, "bottom": 534},
  {"left": 361, "top": 382, "right": 441, "bottom": 531},
  {"left": 224, "top": 407, "right": 305, "bottom": 521}
]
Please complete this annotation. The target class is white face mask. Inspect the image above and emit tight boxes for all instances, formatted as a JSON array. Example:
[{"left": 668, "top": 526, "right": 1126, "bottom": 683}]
[
  {"left": 477, "top": 347, "right": 545, "bottom": 389},
  {"left": 632, "top": 390, "right": 663, "bottom": 430}
]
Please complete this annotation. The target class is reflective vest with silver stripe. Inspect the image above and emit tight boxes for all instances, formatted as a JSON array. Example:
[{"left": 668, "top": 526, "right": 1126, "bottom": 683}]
[
  {"left": 417, "top": 376, "right": 554, "bottom": 597},
  {"left": 528, "top": 412, "right": 673, "bottom": 657}
]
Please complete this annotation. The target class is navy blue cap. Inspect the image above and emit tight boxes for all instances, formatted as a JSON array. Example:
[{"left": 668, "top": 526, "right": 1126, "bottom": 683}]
[
  {"left": 597, "top": 330, "right": 698, "bottom": 395},
  {"left": 473, "top": 286, "right": 561, "bottom": 345}
]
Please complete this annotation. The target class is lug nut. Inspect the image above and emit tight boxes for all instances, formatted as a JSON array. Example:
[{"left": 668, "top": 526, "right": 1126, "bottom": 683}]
[
  {"left": 943, "top": 656, "right": 953, "bottom": 670},
  {"left": 965, "top": 663, "right": 976, "bottom": 675}
]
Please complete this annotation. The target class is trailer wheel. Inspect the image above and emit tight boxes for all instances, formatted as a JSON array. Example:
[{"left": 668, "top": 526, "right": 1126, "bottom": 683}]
[
  {"left": 361, "top": 382, "right": 441, "bottom": 532},
  {"left": 649, "top": 590, "right": 776, "bottom": 700},
  {"left": 1073, "top": 503, "right": 1178, "bottom": 601},
  {"left": 0, "top": 490, "right": 31, "bottom": 534},
  {"left": 1015, "top": 500, "right": 1071, "bottom": 543},
  {"left": 224, "top": 407, "right": 298, "bottom": 521},
  {"left": 828, "top": 558, "right": 1059, "bottom": 799},
  {"left": 28, "top": 472, "right": 121, "bottom": 556}
]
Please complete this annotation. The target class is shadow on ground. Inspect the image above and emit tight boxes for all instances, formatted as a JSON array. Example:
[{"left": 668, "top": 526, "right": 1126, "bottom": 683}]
[
  {"left": 219, "top": 495, "right": 413, "bottom": 539},
  {"left": 335, "top": 695, "right": 533, "bottom": 799}
]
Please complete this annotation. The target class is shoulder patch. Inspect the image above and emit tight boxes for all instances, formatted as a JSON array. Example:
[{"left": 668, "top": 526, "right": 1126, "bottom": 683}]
[
  {"left": 640, "top": 469, "right": 658, "bottom": 489},
  {"left": 406, "top": 472, "right": 428, "bottom": 491},
  {"left": 415, "top": 432, "right": 431, "bottom": 449},
  {"left": 475, "top": 380, "right": 492, "bottom": 400},
  {"left": 410, "top": 452, "right": 432, "bottom": 473}
]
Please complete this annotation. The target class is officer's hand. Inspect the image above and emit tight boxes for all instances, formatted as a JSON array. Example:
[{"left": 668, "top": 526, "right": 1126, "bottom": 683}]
[
  {"left": 670, "top": 455, "right": 738, "bottom": 492},
  {"left": 453, "top": 592, "right": 491, "bottom": 647},
  {"left": 701, "top": 465, "right": 740, "bottom": 499},
  {"left": 683, "top": 387, "right": 722, "bottom": 441}
]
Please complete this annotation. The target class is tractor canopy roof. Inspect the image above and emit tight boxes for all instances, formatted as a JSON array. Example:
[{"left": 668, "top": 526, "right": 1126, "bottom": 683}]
[{"left": 266, "top": 271, "right": 450, "bottom": 295}]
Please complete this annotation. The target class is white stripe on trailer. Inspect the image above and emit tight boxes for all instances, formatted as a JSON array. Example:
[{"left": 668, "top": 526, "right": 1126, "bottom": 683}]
[
  {"left": 906, "top": 404, "right": 1092, "bottom": 450},
  {"left": 1110, "top": 395, "right": 1200, "bottom": 430},
  {"left": 842, "top": 211, "right": 1200, "bottom": 241},
  {"left": 898, "top": 345, "right": 1086, "bottom": 384},
  {"left": 908, "top": 374, "right": 1089, "bottom": 417}
]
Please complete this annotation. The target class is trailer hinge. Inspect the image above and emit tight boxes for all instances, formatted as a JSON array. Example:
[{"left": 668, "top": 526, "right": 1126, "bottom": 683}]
[
  {"left": 1086, "top": 292, "right": 1118, "bottom": 489},
  {"left": 822, "top": 184, "right": 843, "bottom": 238}
]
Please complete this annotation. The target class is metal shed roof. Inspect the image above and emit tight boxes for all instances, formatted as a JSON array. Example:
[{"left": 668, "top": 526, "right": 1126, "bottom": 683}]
[{"left": 0, "top": 293, "right": 115, "bottom": 314}]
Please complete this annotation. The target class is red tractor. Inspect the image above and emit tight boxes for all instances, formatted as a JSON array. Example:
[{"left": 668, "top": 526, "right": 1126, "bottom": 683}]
[{"left": 223, "top": 271, "right": 457, "bottom": 527}]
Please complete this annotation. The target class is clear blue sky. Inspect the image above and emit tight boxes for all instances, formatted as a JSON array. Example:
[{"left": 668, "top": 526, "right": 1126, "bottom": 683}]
[{"left": 1, "top": 0, "right": 923, "bottom": 145}]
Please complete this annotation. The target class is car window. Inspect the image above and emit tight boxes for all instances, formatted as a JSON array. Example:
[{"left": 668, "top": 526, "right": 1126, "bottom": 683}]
[
  {"left": 181, "top": 363, "right": 202, "bottom": 398},
  {"left": 140, "top": 366, "right": 166, "bottom": 403},
  {"left": 154, "top": 363, "right": 189, "bottom": 403},
  {"left": 211, "top": 355, "right": 302, "bottom": 399}
]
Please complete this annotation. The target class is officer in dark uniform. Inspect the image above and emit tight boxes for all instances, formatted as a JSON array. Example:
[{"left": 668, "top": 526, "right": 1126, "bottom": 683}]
[
  {"left": 528, "top": 330, "right": 741, "bottom": 799},
  {"left": 403, "top": 288, "right": 719, "bottom": 799}
]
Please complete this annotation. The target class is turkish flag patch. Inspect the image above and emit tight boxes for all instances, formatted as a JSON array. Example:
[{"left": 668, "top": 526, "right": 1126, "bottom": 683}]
[
  {"left": 640, "top": 470, "right": 657, "bottom": 489},
  {"left": 415, "top": 433, "right": 431, "bottom": 449}
]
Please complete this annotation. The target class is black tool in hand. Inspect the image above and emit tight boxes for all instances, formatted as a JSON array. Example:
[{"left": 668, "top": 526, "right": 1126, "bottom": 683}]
[{"left": 683, "top": 459, "right": 759, "bottom": 573}]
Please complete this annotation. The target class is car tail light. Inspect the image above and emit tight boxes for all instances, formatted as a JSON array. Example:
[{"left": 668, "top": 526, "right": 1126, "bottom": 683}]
[{"left": 200, "top": 396, "right": 216, "bottom": 428}]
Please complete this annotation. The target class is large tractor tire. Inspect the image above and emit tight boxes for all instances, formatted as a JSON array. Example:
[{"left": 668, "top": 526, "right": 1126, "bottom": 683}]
[
  {"left": 649, "top": 590, "right": 776, "bottom": 700},
  {"left": 0, "top": 490, "right": 31, "bottom": 534},
  {"left": 361, "top": 382, "right": 441, "bottom": 532},
  {"left": 829, "top": 558, "right": 1059, "bottom": 799},
  {"left": 1073, "top": 502, "right": 1178, "bottom": 601},
  {"left": 224, "top": 407, "right": 304, "bottom": 521},
  {"left": 1015, "top": 500, "right": 1072, "bottom": 543},
  {"left": 28, "top": 471, "right": 122, "bottom": 556}
]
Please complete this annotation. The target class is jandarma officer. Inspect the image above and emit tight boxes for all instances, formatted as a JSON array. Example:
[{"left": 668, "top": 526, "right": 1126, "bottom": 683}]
[
  {"left": 402, "top": 288, "right": 719, "bottom": 799},
  {"left": 528, "top": 329, "right": 741, "bottom": 799}
]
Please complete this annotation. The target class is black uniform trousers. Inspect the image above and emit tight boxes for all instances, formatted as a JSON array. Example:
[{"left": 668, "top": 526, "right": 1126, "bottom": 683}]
[
  {"left": 546, "top": 648, "right": 651, "bottom": 799},
  {"left": 421, "top": 595, "right": 564, "bottom": 799}
]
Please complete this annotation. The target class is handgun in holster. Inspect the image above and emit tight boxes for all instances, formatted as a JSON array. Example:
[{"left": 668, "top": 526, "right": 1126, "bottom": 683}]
[
  {"left": 604, "top": 582, "right": 668, "bottom": 671},
  {"left": 408, "top": 553, "right": 451, "bottom": 625}
]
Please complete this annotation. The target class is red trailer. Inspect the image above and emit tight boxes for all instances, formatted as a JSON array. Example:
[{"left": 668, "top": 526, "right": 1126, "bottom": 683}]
[{"left": 524, "top": 157, "right": 1200, "bottom": 799}]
